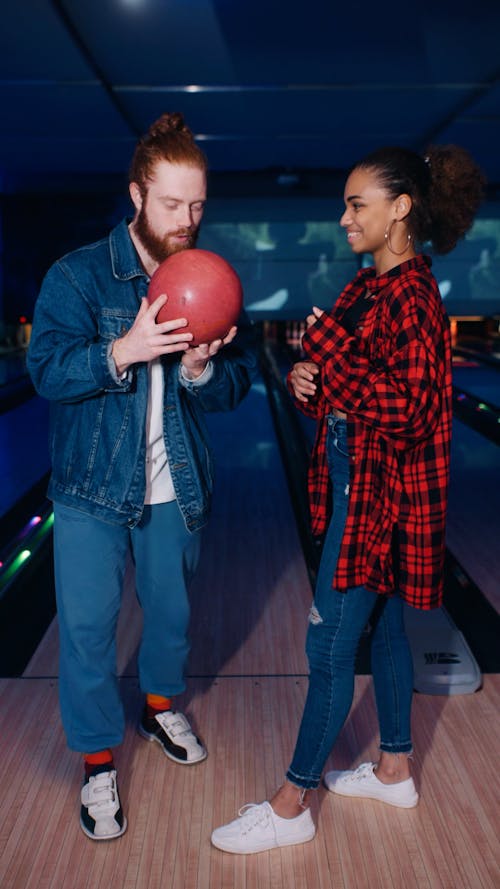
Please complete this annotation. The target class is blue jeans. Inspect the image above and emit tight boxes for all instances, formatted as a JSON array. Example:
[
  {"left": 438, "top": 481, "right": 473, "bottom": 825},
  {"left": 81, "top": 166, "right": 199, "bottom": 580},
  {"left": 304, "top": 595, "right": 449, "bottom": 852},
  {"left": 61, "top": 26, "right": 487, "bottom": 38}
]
[
  {"left": 53, "top": 501, "right": 200, "bottom": 752},
  {"left": 287, "top": 418, "right": 414, "bottom": 789}
]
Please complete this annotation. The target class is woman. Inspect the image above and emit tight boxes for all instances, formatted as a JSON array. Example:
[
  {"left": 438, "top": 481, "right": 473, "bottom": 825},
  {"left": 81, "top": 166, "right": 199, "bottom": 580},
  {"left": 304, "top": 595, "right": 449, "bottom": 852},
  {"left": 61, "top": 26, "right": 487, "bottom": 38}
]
[{"left": 211, "top": 145, "right": 485, "bottom": 853}]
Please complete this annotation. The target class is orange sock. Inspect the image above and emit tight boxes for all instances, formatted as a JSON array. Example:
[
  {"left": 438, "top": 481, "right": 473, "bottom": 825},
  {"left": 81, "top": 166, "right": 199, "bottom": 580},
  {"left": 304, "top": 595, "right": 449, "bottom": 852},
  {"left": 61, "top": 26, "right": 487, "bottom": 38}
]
[
  {"left": 146, "top": 693, "right": 172, "bottom": 716},
  {"left": 83, "top": 749, "right": 113, "bottom": 778}
]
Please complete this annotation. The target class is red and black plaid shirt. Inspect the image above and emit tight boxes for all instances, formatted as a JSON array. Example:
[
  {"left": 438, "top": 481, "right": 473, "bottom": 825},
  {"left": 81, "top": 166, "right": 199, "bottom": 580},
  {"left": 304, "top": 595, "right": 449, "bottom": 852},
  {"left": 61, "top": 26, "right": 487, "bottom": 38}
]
[{"left": 288, "top": 254, "right": 452, "bottom": 610}]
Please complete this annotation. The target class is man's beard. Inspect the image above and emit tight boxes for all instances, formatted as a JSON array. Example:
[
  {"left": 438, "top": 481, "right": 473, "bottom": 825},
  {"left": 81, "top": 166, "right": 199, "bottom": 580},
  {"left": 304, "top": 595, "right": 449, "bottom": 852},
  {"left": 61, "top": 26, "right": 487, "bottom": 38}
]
[{"left": 134, "top": 205, "right": 199, "bottom": 265}]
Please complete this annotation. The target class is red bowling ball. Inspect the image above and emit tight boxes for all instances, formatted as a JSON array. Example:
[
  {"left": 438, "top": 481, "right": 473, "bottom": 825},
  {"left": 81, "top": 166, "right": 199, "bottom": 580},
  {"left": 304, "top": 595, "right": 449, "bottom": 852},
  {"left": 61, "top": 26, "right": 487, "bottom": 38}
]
[{"left": 147, "top": 249, "right": 243, "bottom": 346}]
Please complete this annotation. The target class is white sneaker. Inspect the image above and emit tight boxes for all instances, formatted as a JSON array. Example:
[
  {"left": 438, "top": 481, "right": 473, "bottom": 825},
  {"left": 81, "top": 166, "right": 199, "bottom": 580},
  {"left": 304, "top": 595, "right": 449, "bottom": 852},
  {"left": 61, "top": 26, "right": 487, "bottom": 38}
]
[
  {"left": 80, "top": 768, "right": 127, "bottom": 840},
  {"left": 211, "top": 801, "right": 316, "bottom": 854},
  {"left": 324, "top": 762, "right": 419, "bottom": 808}
]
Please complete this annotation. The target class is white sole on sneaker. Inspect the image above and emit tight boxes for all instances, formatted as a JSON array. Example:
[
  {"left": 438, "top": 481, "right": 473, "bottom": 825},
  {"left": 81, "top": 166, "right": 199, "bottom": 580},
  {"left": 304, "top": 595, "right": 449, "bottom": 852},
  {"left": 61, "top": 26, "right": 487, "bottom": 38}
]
[{"left": 211, "top": 831, "right": 316, "bottom": 854}]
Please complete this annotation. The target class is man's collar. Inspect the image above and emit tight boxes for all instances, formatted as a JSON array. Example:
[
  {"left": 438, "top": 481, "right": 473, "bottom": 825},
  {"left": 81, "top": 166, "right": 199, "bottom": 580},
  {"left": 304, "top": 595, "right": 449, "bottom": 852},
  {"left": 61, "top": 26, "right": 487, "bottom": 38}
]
[{"left": 109, "top": 218, "right": 148, "bottom": 281}]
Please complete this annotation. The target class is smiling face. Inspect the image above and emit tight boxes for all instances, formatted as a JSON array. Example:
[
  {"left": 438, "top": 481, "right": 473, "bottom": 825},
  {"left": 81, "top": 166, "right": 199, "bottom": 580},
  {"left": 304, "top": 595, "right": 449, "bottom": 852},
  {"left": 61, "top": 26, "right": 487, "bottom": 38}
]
[
  {"left": 340, "top": 166, "right": 414, "bottom": 272},
  {"left": 129, "top": 159, "right": 207, "bottom": 273}
]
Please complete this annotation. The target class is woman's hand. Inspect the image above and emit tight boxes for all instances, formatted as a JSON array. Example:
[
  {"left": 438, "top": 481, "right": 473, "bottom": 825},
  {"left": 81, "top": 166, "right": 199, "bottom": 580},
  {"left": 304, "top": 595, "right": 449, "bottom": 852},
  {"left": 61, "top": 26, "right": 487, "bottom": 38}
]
[
  {"left": 305, "top": 305, "right": 324, "bottom": 327},
  {"left": 289, "top": 307, "right": 324, "bottom": 400},
  {"left": 289, "top": 360, "right": 319, "bottom": 403}
]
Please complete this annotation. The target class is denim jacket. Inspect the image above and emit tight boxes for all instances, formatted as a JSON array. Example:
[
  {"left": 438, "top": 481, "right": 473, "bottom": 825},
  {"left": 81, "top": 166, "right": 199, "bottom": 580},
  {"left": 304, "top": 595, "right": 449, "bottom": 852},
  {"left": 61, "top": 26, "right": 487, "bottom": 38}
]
[{"left": 27, "top": 219, "right": 258, "bottom": 530}]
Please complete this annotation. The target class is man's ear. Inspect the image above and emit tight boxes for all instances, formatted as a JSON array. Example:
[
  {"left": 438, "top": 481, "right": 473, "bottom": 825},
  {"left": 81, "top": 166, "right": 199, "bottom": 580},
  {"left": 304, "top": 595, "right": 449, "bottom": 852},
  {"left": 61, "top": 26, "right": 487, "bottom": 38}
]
[{"left": 129, "top": 181, "right": 143, "bottom": 213}]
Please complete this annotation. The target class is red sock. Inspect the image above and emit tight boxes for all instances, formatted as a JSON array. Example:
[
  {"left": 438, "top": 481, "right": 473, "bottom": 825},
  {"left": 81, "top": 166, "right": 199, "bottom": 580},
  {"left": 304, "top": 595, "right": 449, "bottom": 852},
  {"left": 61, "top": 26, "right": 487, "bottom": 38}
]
[
  {"left": 83, "top": 749, "right": 113, "bottom": 778},
  {"left": 146, "top": 693, "right": 172, "bottom": 718}
]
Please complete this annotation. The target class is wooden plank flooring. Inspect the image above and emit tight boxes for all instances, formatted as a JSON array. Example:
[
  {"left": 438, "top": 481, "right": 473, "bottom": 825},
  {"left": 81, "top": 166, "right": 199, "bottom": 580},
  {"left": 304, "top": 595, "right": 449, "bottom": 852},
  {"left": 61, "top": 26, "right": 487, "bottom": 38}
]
[
  {"left": 1, "top": 675, "right": 499, "bottom": 889},
  {"left": 2, "top": 380, "right": 500, "bottom": 888}
]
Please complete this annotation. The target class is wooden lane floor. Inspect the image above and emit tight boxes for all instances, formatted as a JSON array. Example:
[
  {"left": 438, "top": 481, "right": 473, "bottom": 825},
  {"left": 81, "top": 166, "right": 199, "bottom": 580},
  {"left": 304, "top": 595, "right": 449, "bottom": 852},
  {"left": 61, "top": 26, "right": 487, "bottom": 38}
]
[
  {"left": 1, "top": 377, "right": 499, "bottom": 888},
  {"left": 1, "top": 675, "right": 499, "bottom": 889}
]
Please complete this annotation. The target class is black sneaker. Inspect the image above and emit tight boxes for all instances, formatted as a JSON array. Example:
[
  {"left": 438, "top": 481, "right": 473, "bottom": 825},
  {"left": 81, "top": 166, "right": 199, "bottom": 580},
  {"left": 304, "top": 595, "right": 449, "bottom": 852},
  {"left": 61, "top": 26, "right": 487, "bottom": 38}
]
[
  {"left": 138, "top": 707, "right": 207, "bottom": 764},
  {"left": 80, "top": 764, "right": 127, "bottom": 841}
]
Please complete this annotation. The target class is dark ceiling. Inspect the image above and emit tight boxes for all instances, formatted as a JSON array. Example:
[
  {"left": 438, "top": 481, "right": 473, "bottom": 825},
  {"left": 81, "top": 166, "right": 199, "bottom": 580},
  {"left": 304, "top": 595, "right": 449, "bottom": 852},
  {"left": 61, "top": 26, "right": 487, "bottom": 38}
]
[{"left": 1, "top": 0, "right": 500, "bottom": 195}]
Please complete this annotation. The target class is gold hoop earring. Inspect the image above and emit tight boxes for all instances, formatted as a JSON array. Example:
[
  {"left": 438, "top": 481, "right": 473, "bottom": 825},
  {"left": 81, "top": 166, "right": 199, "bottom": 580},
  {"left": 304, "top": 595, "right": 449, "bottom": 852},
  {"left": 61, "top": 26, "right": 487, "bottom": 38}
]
[{"left": 384, "top": 220, "right": 412, "bottom": 256}]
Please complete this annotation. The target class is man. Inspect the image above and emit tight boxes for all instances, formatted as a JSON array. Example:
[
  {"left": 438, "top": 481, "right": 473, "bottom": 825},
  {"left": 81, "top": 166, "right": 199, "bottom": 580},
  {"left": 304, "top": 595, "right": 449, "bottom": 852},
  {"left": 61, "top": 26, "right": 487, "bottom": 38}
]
[{"left": 27, "top": 112, "right": 257, "bottom": 841}]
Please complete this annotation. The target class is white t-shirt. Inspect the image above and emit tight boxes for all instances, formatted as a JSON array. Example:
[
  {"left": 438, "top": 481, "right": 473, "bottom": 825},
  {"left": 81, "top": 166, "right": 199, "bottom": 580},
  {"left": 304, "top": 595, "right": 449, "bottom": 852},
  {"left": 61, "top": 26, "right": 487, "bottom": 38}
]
[
  {"left": 144, "top": 358, "right": 176, "bottom": 504},
  {"left": 143, "top": 357, "right": 214, "bottom": 505}
]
